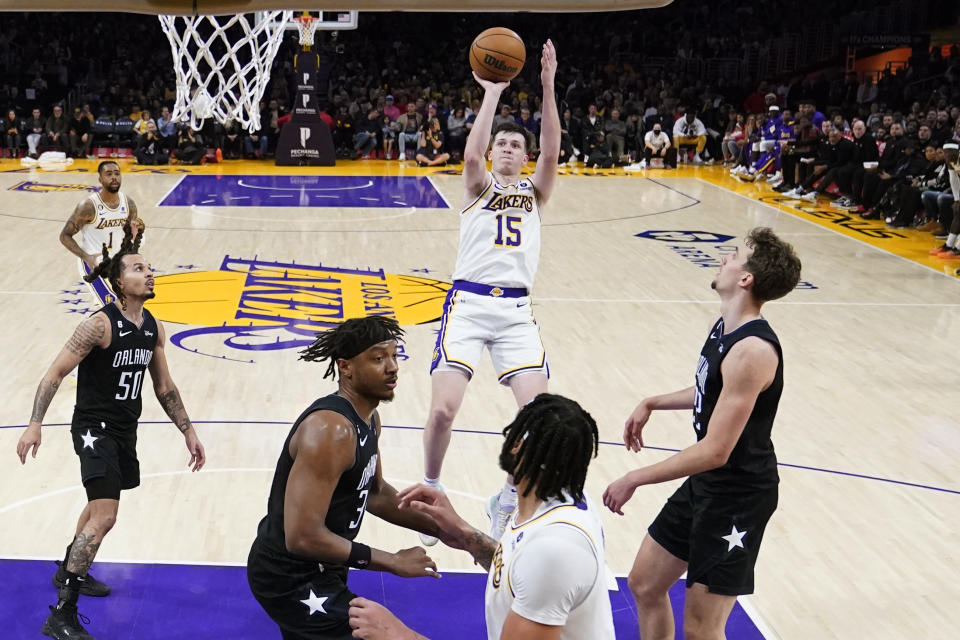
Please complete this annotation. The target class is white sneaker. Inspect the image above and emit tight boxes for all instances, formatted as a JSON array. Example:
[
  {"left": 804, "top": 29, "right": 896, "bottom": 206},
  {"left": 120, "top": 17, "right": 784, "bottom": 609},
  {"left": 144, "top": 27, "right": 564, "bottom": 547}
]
[
  {"left": 693, "top": 153, "right": 703, "bottom": 165},
  {"left": 783, "top": 187, "right": 801, "bottom": 198},
  {"left": 801, "top": 191, "right": 818, "bottom": 202},
  {"left": 486, "top": 493, "right": 516, "bottom": 541},
  {"left": 418, "top": 482, "right": 444, "bottom": 546},
  {"left": 766, "top": 171, "right": 782, "bottom": 183},
  {"left": 624, "top": 161, "right": 646, "bottom": 172},
  {"left": 398, "top": 152, "right": 405, "bottom": 161}
]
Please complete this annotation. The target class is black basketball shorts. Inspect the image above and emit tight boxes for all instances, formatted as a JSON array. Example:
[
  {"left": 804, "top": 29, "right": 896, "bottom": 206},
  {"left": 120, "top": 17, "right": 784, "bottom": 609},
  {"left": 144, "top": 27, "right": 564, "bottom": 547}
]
[
  {"left": 648, "top": 477, "right": 778, "bottom": 596},
  {"left": 71, "top": 421, "right": 140, "bottom": 501},
  {"left": 247, "top": 542, "right": 356, "bottom": 640}
]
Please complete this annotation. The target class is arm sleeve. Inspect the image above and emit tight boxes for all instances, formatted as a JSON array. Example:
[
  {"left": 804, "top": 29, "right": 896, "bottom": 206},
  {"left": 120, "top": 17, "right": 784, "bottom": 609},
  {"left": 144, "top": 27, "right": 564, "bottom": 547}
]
[{"left": 508, "top": 525, "right": 599, "bottom": 627}]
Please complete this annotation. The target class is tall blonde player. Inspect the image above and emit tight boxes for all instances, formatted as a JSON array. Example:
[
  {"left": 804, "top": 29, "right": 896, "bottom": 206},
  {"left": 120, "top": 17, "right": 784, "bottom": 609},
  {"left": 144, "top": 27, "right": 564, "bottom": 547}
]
[
  {"left": 421, "top": 39, "right": 560, "bottom": 544},
  {"left": 60, "top": 161, "right": 141, "bottom": 297}
]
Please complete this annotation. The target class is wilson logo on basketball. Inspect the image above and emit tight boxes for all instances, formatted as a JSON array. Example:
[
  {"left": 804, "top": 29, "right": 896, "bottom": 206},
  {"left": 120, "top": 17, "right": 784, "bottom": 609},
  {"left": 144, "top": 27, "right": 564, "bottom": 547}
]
[
  {"left": 483, "top": 53, "right": 517, "bottom": 74},
  {"left": 139, "top": 256, "right": 451, "bottom": 360}
]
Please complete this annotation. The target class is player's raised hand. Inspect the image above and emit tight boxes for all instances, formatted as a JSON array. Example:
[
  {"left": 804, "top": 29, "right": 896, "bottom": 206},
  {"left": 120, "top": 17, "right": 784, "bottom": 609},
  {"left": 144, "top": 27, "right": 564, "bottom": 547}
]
[
  {"left": 472, "top": 71, "right": 509, "bottom": 94},
  {"left": 398, "top": 483, "right": 468, "bottom": 549},
  {"left": 623, "top": 400, "right": 652, "bottom": 452},
  {"left": 348, "top": 597, "right": 412, "bottom": 640},
  {"left": 540, "top": 38, "right": 557, "bottom": 87},
  {"left": 16, "top": 423, "right": 42, "bottom": 464},
  {"left": 389, "top": 546, "right": 439, "bottom": 579}
]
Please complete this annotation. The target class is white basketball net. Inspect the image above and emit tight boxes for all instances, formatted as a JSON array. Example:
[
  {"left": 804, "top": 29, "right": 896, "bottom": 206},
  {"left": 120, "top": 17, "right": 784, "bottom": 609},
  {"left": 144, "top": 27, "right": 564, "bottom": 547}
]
[
  {"left": 158, "top": 11, "right": 292, "bottom": 133},
  {"left": 295, "top": 17, "right": 318, "bottom": 47}
]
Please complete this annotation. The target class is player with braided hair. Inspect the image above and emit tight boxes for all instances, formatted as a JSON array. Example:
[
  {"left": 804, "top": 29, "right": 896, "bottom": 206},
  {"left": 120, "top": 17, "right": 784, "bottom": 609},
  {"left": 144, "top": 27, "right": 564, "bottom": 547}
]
[
  {"left": 82, "top": 219, "right": 144, "bottom": 310},
  {"left": 348, "top": 393, "right": 616, "bottom": 640},
  {"left": 248, "top": 316, "right": 444, "bottom": 640},
  {"left": 17, "top": 228, "right": 206, "bottom": 640}
]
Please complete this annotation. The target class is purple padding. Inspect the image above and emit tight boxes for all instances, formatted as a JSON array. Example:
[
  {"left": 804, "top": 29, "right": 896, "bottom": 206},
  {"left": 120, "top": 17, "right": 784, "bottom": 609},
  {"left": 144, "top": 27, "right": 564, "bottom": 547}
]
[
  {"left": 158, "top": 175, "right": 449, "bottom": 208},
  {"left": 0, "top": 559, "right": 765, "bottom": 639}
]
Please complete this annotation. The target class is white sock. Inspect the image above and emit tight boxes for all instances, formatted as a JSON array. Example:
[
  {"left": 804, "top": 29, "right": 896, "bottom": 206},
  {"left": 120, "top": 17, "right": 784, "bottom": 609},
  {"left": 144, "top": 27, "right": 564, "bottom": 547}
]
[
  {"left": 946, "top": 234, "right": 958, "bottom": 248},
  {"left": 424, "top": 476, "right": 441, "bottom": 488},
  {"left": 499, "top": 482, "right": 518, "bottom": 509}
]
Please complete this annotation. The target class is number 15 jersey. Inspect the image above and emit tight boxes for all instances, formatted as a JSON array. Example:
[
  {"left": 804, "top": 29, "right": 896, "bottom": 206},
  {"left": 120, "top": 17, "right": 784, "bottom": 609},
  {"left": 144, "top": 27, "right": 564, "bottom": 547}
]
[{"left": 452, "top": 173, "right": 542, "bottom": 290}]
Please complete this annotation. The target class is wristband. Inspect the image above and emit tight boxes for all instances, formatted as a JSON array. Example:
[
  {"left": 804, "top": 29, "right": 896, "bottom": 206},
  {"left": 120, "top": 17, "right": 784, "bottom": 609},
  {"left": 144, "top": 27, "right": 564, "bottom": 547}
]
[{"left": 347, "top": 542, "right": 371, "bottom": 569}]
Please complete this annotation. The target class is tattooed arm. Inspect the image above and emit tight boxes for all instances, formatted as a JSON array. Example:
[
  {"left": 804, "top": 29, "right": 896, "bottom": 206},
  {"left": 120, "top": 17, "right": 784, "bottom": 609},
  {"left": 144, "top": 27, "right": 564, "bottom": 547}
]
[
  {"left": 396, "top": 484, "right": 498, "bottom": 571},
  {"left": 148, "top": 322, "right": 206, "bottom": 471},
  {"left": 59, "top": 199, "right": 98, "bottom": 268},
  {"left": 17, "top": 313, "right": 110, "bottom": 463}
]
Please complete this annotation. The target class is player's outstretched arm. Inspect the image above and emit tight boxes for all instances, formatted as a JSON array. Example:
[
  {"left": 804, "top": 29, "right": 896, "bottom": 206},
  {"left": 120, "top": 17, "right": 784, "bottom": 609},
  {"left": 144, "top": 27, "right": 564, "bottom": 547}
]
[
  {"left": 604, "top": 339, "right": 777, "bottom": 514},
  {"left": 148, "top": 323, "right": 205, "bottom": 471},
  {"left": 398, "top": 484, "right": 498, "bottom": 570},
  {"left": 463, "top": 72, "right": 509, "bottom": 197},
  {"left": 531, "top": 39, "right": 560, "bottom": 207},
  {"left": 285, "top": 413, "right": 439, "bottom": 579},
  {"left": 59, "top": 199, "right": 98, "bottom": 268},
  {"left": 623, "top": 386, "right": 695, "bottom": 452},
  {"left": 17, "top": 313, "right": 110, "bottom": 464}
]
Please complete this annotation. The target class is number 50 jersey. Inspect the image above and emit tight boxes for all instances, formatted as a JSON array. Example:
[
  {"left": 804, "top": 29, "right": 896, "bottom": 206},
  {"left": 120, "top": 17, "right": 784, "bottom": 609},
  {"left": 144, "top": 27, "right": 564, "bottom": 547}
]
[
  {"left": 452, "top": 174, "right": 542, "bottom": 290},
  {"left": 74, "top": 304, "right": 158, "bottom": 436}
]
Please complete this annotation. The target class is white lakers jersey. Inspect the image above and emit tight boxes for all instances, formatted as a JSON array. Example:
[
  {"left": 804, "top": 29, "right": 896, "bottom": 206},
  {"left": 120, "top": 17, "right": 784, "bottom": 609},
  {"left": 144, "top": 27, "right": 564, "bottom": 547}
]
[
  {"left": 485, "top": 492, "right": 615, "bottom": 640},
  {"left": 80, "top": 190, "right": 130, "bottom": 254},
  {"left": 452, "top": 173, "right": 541, "bottom": 290}
]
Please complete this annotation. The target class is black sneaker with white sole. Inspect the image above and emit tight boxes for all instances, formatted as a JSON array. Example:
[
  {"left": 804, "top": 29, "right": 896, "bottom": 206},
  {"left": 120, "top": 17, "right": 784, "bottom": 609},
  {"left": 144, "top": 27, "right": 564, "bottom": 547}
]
[{"left": 52, "top": 561, "right": 111, "bottom": 597}]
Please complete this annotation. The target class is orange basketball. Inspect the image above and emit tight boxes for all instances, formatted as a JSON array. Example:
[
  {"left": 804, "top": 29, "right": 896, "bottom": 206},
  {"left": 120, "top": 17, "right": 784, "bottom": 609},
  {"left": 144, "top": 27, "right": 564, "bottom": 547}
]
[{"left": 469, "top": 27, "right": 526, "bottom": 83}]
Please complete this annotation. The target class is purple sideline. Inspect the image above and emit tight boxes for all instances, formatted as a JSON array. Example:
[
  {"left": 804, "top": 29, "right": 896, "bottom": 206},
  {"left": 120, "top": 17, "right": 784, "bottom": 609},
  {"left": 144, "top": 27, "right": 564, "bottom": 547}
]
[{"left": 0, "top": 559, "right": 765, "bottom": 639}]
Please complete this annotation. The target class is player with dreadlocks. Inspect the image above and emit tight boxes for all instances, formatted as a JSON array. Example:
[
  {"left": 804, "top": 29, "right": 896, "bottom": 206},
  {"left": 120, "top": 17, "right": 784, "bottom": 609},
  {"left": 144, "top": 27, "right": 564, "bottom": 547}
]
[
  {"left": 17, "top": 222, "right": 206, "bottom": 640},
  {"left": 348, "top": 393, "right": 616, "bottom": 640},
  {"left": 247, "top": 316, "right": 445, "bottom": 640}
]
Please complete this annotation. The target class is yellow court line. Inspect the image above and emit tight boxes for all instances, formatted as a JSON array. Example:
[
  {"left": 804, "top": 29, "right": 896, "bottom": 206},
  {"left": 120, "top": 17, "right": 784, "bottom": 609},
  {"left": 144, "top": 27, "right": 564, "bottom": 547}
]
[{"left": 694, "top": 168, "right": 960, "bottom": 281}]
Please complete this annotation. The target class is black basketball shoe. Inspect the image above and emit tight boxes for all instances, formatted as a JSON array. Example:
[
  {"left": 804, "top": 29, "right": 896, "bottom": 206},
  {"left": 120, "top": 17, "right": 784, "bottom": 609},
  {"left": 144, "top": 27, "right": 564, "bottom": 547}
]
[
  {"left": 52, "top": 561, "right": 111, "bottom": 597},
  {"left": 42, "top": 602, "right": 96, "bottom": 640}
]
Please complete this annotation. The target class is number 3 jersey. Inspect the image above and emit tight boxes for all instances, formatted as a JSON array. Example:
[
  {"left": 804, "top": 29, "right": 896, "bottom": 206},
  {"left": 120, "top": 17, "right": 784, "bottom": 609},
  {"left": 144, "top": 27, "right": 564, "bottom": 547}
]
[
  {"left": 73, "top": 303, "right": 158, "bottom": 436},
  {"left": 254, "top": 394, "right": 379, "bottom": 569},
  {"left": 452, "top": 173, "right": 541, "bottom": 290}
]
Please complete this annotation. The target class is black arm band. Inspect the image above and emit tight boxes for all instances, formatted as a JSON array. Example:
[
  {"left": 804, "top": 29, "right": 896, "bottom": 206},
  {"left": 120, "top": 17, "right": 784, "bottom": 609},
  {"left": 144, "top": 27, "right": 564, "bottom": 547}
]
[{"left": 347, "top": 542, "right": 372, "bottom": 569}]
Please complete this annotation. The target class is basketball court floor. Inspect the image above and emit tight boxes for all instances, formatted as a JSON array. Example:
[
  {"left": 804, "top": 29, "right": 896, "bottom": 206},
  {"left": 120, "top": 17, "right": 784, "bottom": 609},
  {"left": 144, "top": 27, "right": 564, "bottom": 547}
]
[{"left": 0, "top": 156, "right": 957, "bottom": 639}]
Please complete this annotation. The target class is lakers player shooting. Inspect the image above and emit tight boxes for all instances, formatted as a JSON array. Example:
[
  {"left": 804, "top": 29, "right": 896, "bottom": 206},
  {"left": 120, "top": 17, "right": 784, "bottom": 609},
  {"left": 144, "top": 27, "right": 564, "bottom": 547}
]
[
  {"left": 349, "top": 394, "right": 616, "bottom": 640},
  {"left": 60, "top": 161, "right": 142, "bottom": 280},
  {"left": 603, "top": 228, "right": 801, "bottom": 640},
  {"left": 17, "top": 224, "right": 206, "bottom": 640},
  {"left": 247, "top": 317, "right": 443, "bottom": 640},
  {"left": 422, "top": 38, "right": 560, "bottom": 544}
]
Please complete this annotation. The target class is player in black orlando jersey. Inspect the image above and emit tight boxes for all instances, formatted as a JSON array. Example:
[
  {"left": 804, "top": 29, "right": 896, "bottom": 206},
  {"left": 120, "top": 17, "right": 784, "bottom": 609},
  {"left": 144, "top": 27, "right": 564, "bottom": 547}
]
[
  {"left": 603, "top": 227, "right": 801, "bottom": 640},
  {"left": 16, "top": 226, "right": 206, "bottom": 640},
  {"left": 247, "top": 316, "right": 444, "bottom": 640}
]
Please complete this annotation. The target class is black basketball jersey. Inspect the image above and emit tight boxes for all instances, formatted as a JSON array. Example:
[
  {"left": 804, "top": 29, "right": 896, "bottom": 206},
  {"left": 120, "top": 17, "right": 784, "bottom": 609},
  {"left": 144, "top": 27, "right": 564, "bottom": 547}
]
[
  {"left": 691, "top": 317, "right": 782, "bottom": 494},
  {"left": 254, "top": 393, "right": 379, "bottom": 568},
  {"left": 73, "top": 304, "right": 158, "bottom": 435}
]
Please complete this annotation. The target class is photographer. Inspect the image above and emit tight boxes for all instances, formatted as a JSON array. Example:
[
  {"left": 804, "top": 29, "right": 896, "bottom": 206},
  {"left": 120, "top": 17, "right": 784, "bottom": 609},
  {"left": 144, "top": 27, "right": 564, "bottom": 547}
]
[
  {"left": 174, "top": 124, "right": 205, "bottom": 165},
  {"left": 134, "top": 121, "right": 166, "bottom": 165},
  {"left": 415, "top": 117, "right": 449, "bottom": 167}
]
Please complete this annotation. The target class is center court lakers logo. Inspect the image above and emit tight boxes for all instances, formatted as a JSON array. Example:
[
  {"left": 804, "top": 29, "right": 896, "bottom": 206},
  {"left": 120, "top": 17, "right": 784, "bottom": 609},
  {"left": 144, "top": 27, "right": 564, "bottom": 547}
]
[{"left": 142, "top": 256, "right": 451, "bottom": 360}]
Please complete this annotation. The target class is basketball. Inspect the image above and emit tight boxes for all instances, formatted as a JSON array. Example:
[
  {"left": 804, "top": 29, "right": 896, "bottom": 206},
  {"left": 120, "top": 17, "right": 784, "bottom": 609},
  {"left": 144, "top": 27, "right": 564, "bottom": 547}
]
[{"left": 469, "top": 27, "right": 526, "bottom": 83}]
